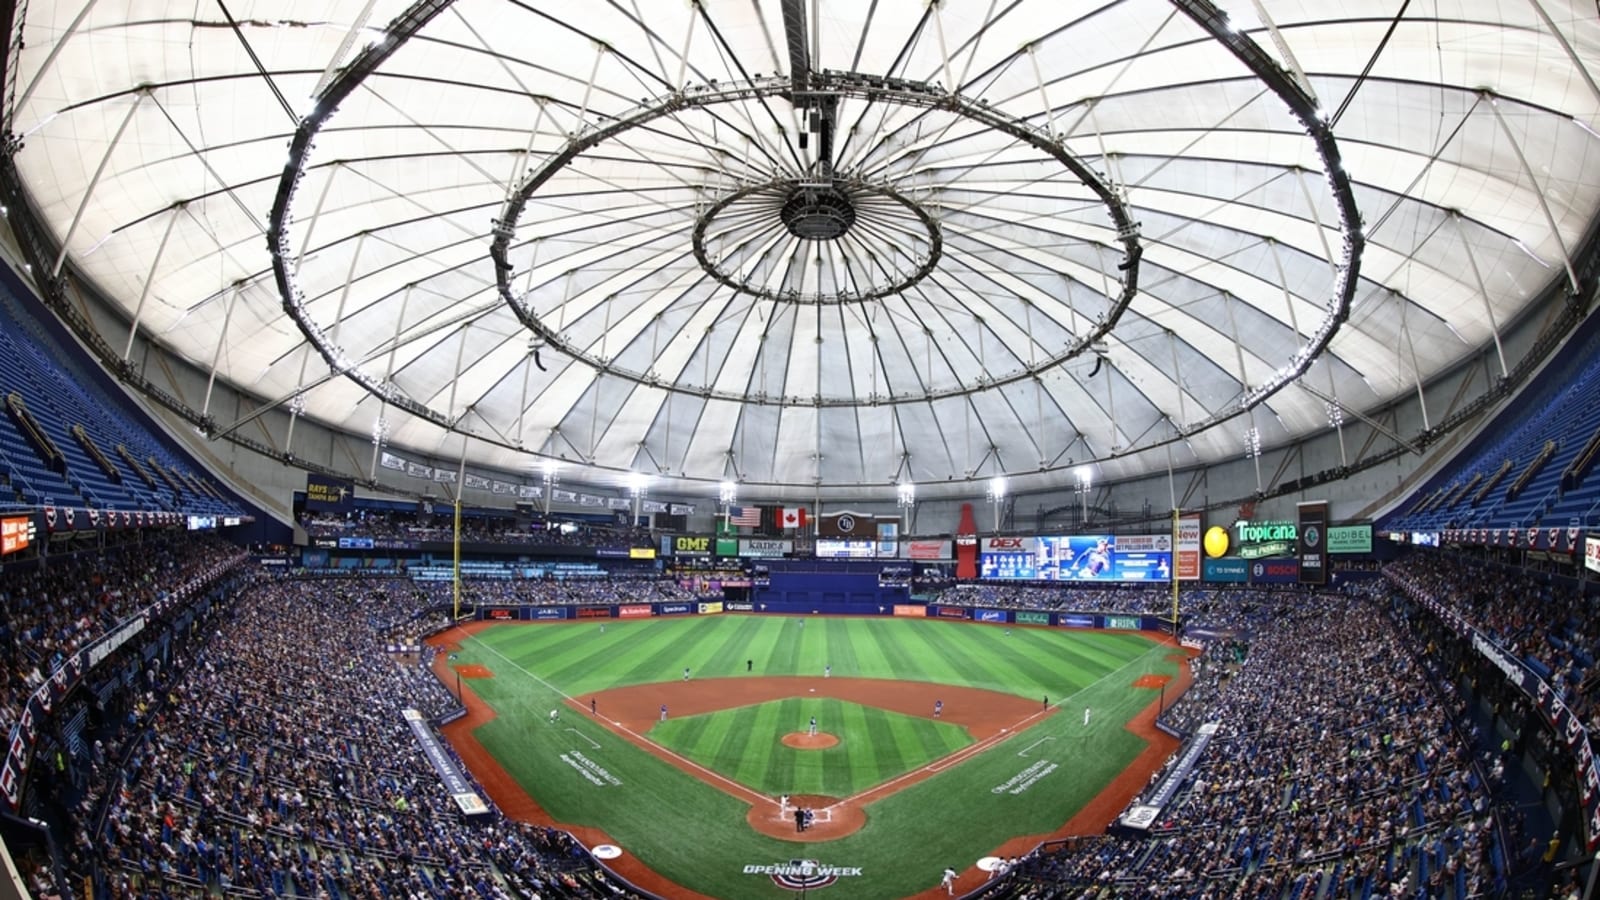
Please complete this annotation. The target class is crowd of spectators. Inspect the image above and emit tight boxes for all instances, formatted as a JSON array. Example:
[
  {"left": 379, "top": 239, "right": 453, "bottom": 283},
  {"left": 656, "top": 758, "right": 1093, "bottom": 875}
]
[
  {"left": 55, "top": 576, "right": 628, "bottom": 899},
  {"left": 0, "top": 536, "right": 245, "bottom": 747},
  {"left": 1386, "top": 553, "right": 1599, "bottom": 743},
  {"left": 300, "top": 510, "right": 653, "bottom": 549},
  {"left": 982, "top": 589, "right": 1512, "bottom": 899},
  {"left": 416, "top": 574, "right": 697, "bottom": 609}
]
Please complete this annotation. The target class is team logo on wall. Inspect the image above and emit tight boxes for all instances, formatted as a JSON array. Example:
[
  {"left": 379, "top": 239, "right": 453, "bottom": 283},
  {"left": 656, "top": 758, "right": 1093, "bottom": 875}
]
[
  {"left": 744, "top": 859, "right": 862, "bottom": 892},
  {"left": 836, "top": 514, "right": 855, "bottom": 533},
  {"left": 1303, "top": 525, "right": 1320, "bottom": 548}
]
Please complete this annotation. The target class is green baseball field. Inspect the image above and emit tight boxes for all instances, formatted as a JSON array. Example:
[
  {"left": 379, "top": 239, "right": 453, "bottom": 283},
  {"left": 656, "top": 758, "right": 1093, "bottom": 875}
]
[{"left": 437, "top": 614, "right": 1184, "bottom": 899}]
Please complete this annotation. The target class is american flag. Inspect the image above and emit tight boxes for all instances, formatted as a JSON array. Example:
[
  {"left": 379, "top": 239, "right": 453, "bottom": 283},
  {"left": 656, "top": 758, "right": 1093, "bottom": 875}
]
[{"left": 727, "top": 505, "right": 761, "bottom": 527}]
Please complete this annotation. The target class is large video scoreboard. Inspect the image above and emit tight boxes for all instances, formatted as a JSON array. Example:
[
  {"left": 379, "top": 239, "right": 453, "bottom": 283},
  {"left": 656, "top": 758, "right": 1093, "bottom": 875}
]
[{"left": 979, "top": 534, "right": 1173, "bottom": 582}]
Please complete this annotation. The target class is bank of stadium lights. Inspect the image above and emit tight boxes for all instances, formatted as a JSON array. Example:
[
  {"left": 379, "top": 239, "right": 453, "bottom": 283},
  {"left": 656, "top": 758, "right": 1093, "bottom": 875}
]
[
  {"left": 370, "top": 416, "right": 389, "bottom": 448},
  {"left": 627, "top": 471, "right": 650, "bottom": 499},
  {"left": 287, "top": 392, "right": 305, "bottom": 416},
  {"left": 540, "top": 459, "right": 560, "bottom": 487},
  {"left": 986, "top": 477, "right": 1007, "bottom": 532},
  {"left": 718, "top": 480, "right": 738, "bottom": 506},
  {"left": 1326, "top": 402, "right": 1344, "bottom": 428},
  {"left": 1074, "top": 467, "right": 1093, "bottom": 524},
  {"left": 896, "top": 481, "right": 916, "bottom": 508},
  {"left": 1244, "top": 426, "right": 1262, "bottom": 459}
]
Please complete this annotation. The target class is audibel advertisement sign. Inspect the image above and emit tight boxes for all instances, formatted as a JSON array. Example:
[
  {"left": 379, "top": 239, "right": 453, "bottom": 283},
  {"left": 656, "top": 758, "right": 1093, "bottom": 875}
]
[
  {"left": 1327, "top": 524, "right": 1372, "bottom": 554},
  {"left": 1297, "top": 501, "right": 1328, "bottom": 585}
]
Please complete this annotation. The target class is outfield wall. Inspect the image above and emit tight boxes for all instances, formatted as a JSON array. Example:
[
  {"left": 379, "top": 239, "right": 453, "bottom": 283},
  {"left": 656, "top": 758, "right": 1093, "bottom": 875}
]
[{"left": 470, "top": 600, "right": 1177, "bottom": 634}]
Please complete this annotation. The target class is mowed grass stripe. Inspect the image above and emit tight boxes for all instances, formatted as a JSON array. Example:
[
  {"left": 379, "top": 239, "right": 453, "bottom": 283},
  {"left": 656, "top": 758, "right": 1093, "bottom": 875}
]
[
  {"left": 823, "top": 617, "right": 861, "bottom": 676},
  {"left": 848, "top": 617, "right": 896, "bottom": 677},
  {"left": 824, "top": 700, "right": 867, "bottom": 796},
  {"left": 615, "top": 622, "right": 707, "bottom": 686},
  {"left": 707, "top": 614, "right": 769, "bottom": 674},
  {"left": 916, "top": 621, "right": 1013, "bottom": 692},
  {"left": 872, "top": 618, "right": 935, "bottom": 681},
  {"left": 959, "top": 627, "right": 1080, "bottom": 694},
  {"left": 734, "top": 699, "right": 787, "bottom": 788}
]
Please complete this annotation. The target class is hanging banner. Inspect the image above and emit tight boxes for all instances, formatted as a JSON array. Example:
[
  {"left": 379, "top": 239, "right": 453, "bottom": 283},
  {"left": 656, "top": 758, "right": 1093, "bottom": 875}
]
[
  {"left": 1176, "top": 513, "right": 1202, "bottom": 581},
  {"left": 379, "top": 451, "right": 407, "bottom": 471},
  {"left": 518, "top": 485, "right": 543, "bottom": 499},
  {"left": 670, "top": 503, "right": 695, "bottom": 515},
  {"left": 642, "top": 500, "right": 669, "bottom": 513},
  {"left": 1297, "top": 501, "right": 1328, "bottom": 585},
  {"left": 607, "top": 497, "right": 632, "bottom": 510},
  {"left": 433, "top": 469, "right": 458, "bottom": 483},
  {"left": 464, "top": 474, "right": 491, "bottom": 490},
  {"left": 551, "top": 489, "right": 578, "bottom": 503},
  {"left": 406, "top": 461, "right": 433, "bottom": 479}
]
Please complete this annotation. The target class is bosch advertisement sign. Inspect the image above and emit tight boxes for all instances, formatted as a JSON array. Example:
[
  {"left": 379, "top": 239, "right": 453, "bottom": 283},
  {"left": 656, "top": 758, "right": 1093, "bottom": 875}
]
[{"left": 1249, "top": 559, "right": 1300, "bottom": 584}]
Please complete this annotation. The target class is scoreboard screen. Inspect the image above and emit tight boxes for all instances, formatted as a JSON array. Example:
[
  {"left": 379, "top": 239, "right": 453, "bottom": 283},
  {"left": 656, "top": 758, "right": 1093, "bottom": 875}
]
[{"left": 980, "top": 534, "right": 1173, "bottom": 582}]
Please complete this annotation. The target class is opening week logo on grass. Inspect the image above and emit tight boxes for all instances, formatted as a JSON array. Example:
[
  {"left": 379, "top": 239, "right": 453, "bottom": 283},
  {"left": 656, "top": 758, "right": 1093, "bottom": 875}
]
[{"left": 744, "top": 859, "right": 863, "bottom": 892}]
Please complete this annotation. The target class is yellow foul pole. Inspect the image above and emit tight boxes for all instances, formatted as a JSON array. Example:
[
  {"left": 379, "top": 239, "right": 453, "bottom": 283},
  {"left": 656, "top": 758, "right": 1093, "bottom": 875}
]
[{"left": 1170, "top": 507, "right": 1181, "bottom": 631}]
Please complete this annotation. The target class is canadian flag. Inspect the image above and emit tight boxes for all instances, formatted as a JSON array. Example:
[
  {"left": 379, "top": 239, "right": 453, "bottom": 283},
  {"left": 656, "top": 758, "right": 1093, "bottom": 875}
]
[{"left": 780, "top": 507, "right": 808, "bottom": 530}]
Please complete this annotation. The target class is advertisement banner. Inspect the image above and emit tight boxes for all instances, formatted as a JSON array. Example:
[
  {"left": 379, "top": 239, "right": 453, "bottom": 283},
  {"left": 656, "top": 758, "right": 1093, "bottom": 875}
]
[
  {"left": 698, "top": 602, "right": 724, "bottom": 614},
  {"left": 1203, "top": 557, "right": 1249, "bottom": 582},
  {"left": 1297, "top": 501, "right": 1328, "bottom": 585},
  {"left": 304, "top": 474, "right": 354, "bottom": 511},
  {"left": 974, "top": 609, "right": 1007, "bottom": 623},
  {"left": 892, "top": 604, "right": 927, "bottom": 617},
  {"left": 740, "top": 539, "right": 793, "bottom": 558},
  {"left": 876, "top": 521, "right": 899, "bottom": 556},
  {"left": 485, "top": 608, "right": 516, "bottom": 620},
  {"left": 1104, "top": 615, "right": 1141, "bottom": 630},
  {"left": 1587, "top": 536, "right": 1600, "bottom": 575},
  {"left": 533, "top": 607, "right": 566, "bottom": 620},
  {"left": 904, "top": 539, "right": 952, "bottom": 559},
  {"left": 629, "top": 547, "right": 656, "bottom": 559},
  {"left": 1250, "top": 558, "right": 1300, "bottom": 584},
  {"left": 1327, "top": 524, "right": 1373, "bottom": 554},
  {"left": 1, "top": 516, "right": 35, "bottom": 556},
  {"left": 658, "top": 603, "right": 693, "bottom": 616},
  {"left": 819, "top": 511, "right": 877, "bottom": 538},
  {"left": 1177, "top": 514, "right": 1202, "bottom": 581},
  {"left": 673, "top": 536, "right": 713, "bottom": 557},
  {"left": 576, "top": 606, "right": 612, "bottom": 619},
  {"left": 815, "top": 539, "right": 877, "bottom": 558},
  {"left": 935, "top": 606, "right": 969, "bottom": 619},
  {"left": 1015, "top": 611, "right": 1051, "bottom": 625},
  {"left": 726, "top": 602, "right": 755, "bottom": 612},
  {"left": 617, "top": 604, "right": 653, "bottom": 619},
  {"left": 1058, "top": 613, "right": 1096, "bottom": 629},
  {"left": 982, "top": 536, "right": 1038, "bottom": 553},
  {"left": 715, "top": 536, "right": 740, "bottom": 556}
]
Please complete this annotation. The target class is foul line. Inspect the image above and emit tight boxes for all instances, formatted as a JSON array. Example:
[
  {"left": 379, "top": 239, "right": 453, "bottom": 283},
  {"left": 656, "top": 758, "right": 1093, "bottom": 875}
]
[
  {"left": 824, "top": 639, "right": 1177, "bottom": 814},
  {"left": 460, "top": 627, "right": 772, "bottom": 807}
]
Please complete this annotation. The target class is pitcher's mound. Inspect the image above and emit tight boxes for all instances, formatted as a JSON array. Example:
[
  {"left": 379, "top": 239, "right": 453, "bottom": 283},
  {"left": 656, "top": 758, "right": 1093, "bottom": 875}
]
[{"left": 781, "top": 731, "right": 839, "bottom": 750}]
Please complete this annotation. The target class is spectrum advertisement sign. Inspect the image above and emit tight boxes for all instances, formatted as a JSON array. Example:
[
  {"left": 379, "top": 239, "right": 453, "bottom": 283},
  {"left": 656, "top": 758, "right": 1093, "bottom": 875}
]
[{"left": 981, "top": 535, "right": 1173, "bottom": 582}]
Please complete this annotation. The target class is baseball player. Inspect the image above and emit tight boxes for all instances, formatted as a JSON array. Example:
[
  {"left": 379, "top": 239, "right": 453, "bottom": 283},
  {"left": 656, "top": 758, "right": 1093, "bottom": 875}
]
[
  {"left": 941, "top": 867, "right": 957, "bottom": 894},
  {"left": 660, "top": 704, "right": 668, "bottom": 722},
  {"left": 933, "top": 699, "right": 943, "bottom": 718},
  {"left": 683, "top": 667, "right": 691, "bottom": 682},
  {"left": 549, "top": 709, "right": 559, "bottom": 724},
  {"left": 1083, "top": 706, "right": 1092, "bottom": 726},
  {"left": 808, "top": 716, "right": 817, "bottom": 736},
  {"left": 824, "top": 664, "right": 831, "bottom": 678}
]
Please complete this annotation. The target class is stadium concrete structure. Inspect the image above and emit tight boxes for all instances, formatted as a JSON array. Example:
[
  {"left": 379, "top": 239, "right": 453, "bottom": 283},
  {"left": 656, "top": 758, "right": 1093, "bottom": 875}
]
[{"left": 0, "top": 1, "right": 1596, "bottom": 898}]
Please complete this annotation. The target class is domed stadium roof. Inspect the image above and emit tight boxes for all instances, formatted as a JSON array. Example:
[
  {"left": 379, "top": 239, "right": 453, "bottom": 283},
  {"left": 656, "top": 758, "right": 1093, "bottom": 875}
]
[{"left": 7, "top": 0, "right": 1600, "bottom": 498}]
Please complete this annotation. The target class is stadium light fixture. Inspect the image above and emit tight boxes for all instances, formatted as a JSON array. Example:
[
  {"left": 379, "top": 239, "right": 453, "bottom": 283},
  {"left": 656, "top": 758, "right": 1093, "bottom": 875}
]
[
  {"left": 896, "top": 480, "right": 916, "bottom": 508},
  {"left": 719, "top": 480, "right": 737, "bottom": 505}
]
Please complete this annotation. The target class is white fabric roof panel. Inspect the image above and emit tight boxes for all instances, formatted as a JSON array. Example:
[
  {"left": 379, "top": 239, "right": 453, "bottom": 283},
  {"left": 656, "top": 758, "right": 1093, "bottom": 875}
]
[{"left": 8, "top": 0, "right": 1600, "bottom": 496}]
